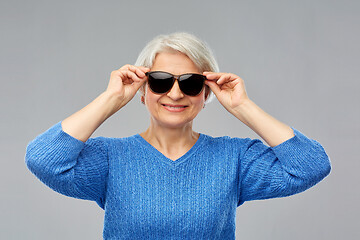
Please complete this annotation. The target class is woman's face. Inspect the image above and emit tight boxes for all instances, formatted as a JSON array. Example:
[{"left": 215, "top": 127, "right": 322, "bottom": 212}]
[{"left": 144, "top": 51, "right": 206, "bottom": 129}]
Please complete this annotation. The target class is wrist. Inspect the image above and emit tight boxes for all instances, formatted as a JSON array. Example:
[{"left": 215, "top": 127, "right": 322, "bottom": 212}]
[
  {"left": 230, "top": 98, "right": 255, "bottom": 122},
  {"left": 98, "top": 91, "right": 124, "bottom": 118}
]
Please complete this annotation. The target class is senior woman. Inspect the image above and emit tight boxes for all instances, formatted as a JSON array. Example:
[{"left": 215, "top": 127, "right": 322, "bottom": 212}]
[{"left": 25, "top": 32, "right": 331, "bottom": 239}]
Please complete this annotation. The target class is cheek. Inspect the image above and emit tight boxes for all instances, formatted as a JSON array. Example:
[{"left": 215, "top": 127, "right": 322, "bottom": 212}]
[
  {"left": 192, "top": 93, "right": 206, "bottom": 108},
  {"left": 144, "top": 85, "right": 160, "bottom": 105}
]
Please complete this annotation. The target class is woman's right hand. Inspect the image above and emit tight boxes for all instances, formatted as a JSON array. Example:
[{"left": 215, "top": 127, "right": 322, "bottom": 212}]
[
  {"left": 61, "top": 65, "right": 149, "bottom": 142},
  {"left": 105, "top": 64, "right": 150, "bottom": 112}
]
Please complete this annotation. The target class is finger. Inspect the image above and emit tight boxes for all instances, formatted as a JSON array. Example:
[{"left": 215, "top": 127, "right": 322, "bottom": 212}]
[
  {"left": 118, "top": 65, "right": 146, "bottom": 78},
  {"left": 205, "top": 80, "right": 221, "bottom": 96},
  {"left": 216, "top": 74, "right": 234, "bottom": 85},
  {"left": 131, "top": 78, "right": 146, "bottom": 91},
  {"left": 203, "top": 72, "right": 222, "bottom": 80},
  {"left": 119, "top": 64, "right": 132, "bottom": 71},
  {"left": 203, "top": 71, "right": 214, "bottom": 75},
  {"left": 216, "top": 75, "right": 229, "bottom": 85},
  {"left": 126, "top": 65, "right": 147, "bottom": 78},
  {"left": 111, "top": 70, "right": 127, "bottom": 83},
  {"left": 121, "top": 70, "right": 142, "bottom": 84},
  {"left": 137, "top": 66, "right": 151, "bottom": 73}
]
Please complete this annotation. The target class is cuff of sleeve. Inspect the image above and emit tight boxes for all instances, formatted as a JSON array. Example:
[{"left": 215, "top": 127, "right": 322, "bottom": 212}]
[
  {"left": 48, "top": 120, "right": 84, "bottom": 143},
  {"left": 271, "top": 127, "right": 316, "bottom": 154},
  {"left": 270, "top": 127, "right": 330, "bottom": 179},
  {"left": 26, "top": 121, "right": 86, "bottom": 171},
  {"left": 49, "top": 121, "right": 86, "bottom": 157}
]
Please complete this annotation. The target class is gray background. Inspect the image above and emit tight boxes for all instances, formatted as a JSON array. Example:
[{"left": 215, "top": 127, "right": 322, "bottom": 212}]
[{"left": 1, "top": 0, "right": 359, "bottom": 239}]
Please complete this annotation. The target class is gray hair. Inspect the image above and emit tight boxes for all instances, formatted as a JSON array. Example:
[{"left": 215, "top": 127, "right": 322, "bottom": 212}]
[{"left": 134, "top": 32, "right": 219, "bottom": 103}]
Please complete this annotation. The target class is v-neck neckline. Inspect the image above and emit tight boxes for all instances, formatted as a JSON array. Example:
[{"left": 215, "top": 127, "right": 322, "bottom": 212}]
[{"left": 134, "top": 133, "right": 206, "bottom": 168}]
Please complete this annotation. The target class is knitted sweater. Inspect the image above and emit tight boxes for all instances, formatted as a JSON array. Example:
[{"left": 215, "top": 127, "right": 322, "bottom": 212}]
[{"left": 25, "top": 122, "right": 331, "bottom": 239}]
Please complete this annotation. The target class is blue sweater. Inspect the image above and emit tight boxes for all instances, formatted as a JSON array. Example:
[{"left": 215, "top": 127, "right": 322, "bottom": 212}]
[{"left": 25, "top": 122, "right": 331, "bottom": 239}]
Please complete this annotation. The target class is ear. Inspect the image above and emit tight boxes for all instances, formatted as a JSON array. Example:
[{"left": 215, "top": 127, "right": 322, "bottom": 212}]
[
  {"left": 204, "top": 86, "right": 211, "bottom": 101},
  {"left": 141, "top": 95, "right": 145, "bottom": 104},
  {"left": 139, "top": 83, "right": 147, "bottom": 103}
]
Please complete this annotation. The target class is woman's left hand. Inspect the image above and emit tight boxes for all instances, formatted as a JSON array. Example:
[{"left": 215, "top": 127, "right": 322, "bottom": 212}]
[
  {"left": 204, "top": 71, "right": 295, "bottom": 147},
  {"left": 203, "top": 72, "right": 249, "bottom": 113}
]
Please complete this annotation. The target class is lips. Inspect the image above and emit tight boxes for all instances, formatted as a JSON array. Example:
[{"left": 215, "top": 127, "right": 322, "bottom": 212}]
[
  {"left": 161, "top": 103, "right": 188, "bottom": 112},
  {"left": 162, "top": 104, "right": 187, "bottom": 108}
]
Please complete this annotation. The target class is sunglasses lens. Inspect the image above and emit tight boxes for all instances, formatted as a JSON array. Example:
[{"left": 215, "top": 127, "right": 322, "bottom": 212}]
[
  {"left": 179, "top": 74, "right": 205, "bottom": 96},
  {"left": 147, "top": 71, "right": 205, "bottom": 96},
  {"left": 148, "top": 72, "right": 174, "bottom": 94}
]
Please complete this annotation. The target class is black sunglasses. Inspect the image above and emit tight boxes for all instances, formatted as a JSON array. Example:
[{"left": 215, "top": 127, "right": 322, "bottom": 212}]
[{"left": 145, "top": 71, "right": 206, "bottom": 96}]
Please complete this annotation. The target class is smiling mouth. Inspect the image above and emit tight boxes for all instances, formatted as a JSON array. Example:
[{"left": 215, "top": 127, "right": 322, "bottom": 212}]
[{"left": 161, "top": 104, "right": 188, "bottom": 109}]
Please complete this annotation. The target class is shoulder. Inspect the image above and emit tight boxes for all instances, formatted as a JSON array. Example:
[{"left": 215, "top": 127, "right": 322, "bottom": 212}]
[
  {"left": 201, "top": 133, "right": 256, "bottom": 144},
  {"left": 86, "top": 134, "right": 142, "bottom": 150},
  {"left": 200, "top": 133, "right": 262, "bottom": 152}
]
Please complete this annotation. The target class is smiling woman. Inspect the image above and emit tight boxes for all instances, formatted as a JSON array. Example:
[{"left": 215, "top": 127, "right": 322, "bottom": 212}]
[
  {"left": 140, "top": 51, "right": 207, "bottom": 152},
  {"left": 25, "top": 32, "right": 331, "bottom": 239}
]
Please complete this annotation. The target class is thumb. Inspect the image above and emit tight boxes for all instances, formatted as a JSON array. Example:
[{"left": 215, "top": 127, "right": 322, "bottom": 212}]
[
  {"left": 205, "top": 80, "right": 221, "bottom": 97},
  {"left": 131, "top": 75, "right": 147, "bottom": 91}
]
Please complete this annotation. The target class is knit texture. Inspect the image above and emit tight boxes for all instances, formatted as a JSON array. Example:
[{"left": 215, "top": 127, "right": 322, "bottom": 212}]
[{"left": 25, "top": 122, "right": 331, "bottom": 239}]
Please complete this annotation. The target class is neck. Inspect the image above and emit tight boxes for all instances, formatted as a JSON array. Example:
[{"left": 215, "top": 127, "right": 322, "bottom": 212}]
[{"left": 140, "top": 119, "right": 199, "bottom": 159}]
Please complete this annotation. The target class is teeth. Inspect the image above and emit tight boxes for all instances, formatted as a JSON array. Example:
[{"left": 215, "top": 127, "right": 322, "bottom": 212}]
[
  {"left": 164, "top": 105, "right": 186, "bottom": 109},
  {"left": 168, "top": 106, "right": 185, "bottom": 109}
]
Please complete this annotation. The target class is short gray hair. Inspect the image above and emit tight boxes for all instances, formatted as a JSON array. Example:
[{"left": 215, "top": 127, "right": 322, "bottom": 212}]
[{"left": 135, "top": 32, "right": 219, "bottom": 103}]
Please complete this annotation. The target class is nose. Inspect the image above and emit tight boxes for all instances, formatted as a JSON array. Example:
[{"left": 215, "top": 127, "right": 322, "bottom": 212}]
[{"left": 166, "top": 79, "right": 184, "bottom": 100}]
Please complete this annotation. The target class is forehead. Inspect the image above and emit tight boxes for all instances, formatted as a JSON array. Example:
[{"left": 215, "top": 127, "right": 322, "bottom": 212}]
[{"left": 151, "top": 51, "right": 201, "bottom": 75}]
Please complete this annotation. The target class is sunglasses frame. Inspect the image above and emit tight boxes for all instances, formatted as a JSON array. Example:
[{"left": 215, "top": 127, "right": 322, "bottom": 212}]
[{"left": 145, "top": 71, "right": 206, "bottom": 96}]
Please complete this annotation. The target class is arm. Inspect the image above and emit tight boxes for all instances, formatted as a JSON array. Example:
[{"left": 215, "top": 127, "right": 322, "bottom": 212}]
[
  {"left": 235, "top": 129, "right": 331, "bottom": 206},
  {"left": 25, "top": 123, "right": 109, "bottom": 208},
  {"left": 25, "top": 65, "right": 149, "bottom": 207},
  {"left": 204, "top": 72, "right": 293, "bottom": 147},
  {"left": 204, "top": 72, "right": 331, "bottom": 205},
  {"left": 229, "top": 99, "right": 294, "bottom": 147},
  {"left": 62, "top": 65, "right": 149, "bottom": 142}
]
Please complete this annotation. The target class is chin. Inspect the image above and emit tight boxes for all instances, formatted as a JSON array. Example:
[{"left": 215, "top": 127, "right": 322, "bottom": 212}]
[{"left": 154, "top": 117, "right": 194, "bottom": 129}]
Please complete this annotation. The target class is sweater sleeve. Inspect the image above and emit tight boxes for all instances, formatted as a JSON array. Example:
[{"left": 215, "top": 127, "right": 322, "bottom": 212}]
[
  {"left": 25, "top": 121, "right": 109, "bottom": 209},
  {"left": 237, "top": 128, "right": 331, "bottom": 206}
]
